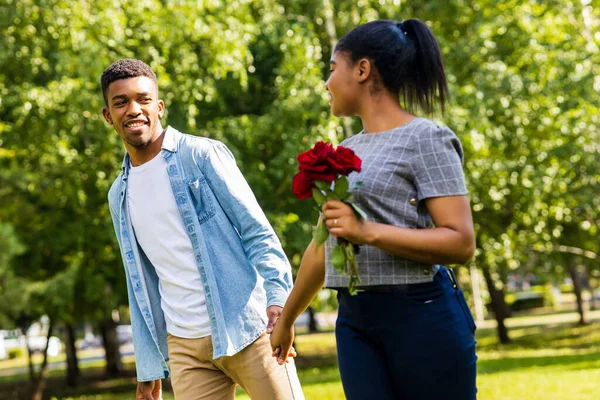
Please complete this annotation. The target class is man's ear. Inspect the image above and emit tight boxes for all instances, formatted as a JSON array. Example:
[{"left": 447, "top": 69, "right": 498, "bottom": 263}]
[
  {"left": 157, "top": 99, "right": 165, "bottom": 119},
  {"left": 356, "top": 58, "right": 372, "bottom": 83},
  {"left": 102, "top": 107, "right": 113, "bottom": 125}
]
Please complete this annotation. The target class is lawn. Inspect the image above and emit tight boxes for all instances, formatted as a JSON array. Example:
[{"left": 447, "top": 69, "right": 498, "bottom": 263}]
[{"left": 2, "top": 309, "right": 600, "bottom": 399}]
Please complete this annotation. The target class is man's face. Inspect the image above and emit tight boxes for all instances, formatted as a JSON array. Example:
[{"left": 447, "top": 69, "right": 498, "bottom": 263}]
[{"left": 102, "top": 76, "right": 164, "bottom": 148}]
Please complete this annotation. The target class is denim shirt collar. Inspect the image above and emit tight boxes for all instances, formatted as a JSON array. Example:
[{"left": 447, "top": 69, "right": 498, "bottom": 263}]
[{"left": 120, "top": 126, "right": 179, "bottom": 178}]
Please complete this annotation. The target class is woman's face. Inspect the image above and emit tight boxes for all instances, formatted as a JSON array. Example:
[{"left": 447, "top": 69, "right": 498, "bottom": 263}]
[{"left": 325, "top": 51, "right": 362, "bottom": 117}]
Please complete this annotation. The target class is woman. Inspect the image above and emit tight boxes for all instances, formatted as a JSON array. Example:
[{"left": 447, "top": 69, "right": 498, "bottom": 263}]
[{"left": 270, "top": 19, "right": 477, "bottom": 400}]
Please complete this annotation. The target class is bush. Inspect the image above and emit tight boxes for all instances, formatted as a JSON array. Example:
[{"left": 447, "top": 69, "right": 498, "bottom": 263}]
[
  {"left": 8, "top": 348, "right": 23, "bottom": 359},
  {"left": 559, "top": 283, "right": 574, "bottom": 294},
  {"left": 508, "top": 292, "right": 545, "bottom": 311}
]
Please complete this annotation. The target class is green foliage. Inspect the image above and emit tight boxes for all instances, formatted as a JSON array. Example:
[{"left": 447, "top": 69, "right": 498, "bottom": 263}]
[
  {"left": 0, "top": 222, "right": 26, "bottom": 328},
  {"left": 0, "top": 0, "right": 598, "bottom": 327}
]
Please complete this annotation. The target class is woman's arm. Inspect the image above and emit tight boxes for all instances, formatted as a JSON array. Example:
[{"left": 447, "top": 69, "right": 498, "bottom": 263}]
[
  {"left": 270, "top": 239, "right": 325, "bottom": 364},
  {"left": 323, "top": 196, "right": 475, "bottom": 265}
]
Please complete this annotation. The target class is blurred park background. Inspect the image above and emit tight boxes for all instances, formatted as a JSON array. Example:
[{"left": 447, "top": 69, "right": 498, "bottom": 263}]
[{"left": 0, "top": 0, "right": 599, "bottom": 399}]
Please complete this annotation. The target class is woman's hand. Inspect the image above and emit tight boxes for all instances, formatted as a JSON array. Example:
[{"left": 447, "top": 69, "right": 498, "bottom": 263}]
[
  {"left": 270, "top": 321, "right": 296, "bottom": 365},
  {"left": 322, "top": 200, "right": 373, "bottom": 245}
]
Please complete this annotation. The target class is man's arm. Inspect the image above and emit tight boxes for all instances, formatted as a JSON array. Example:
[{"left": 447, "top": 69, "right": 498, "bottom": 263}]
[{"left": 202, "top": 142, "right": 293, "bottom": 307}]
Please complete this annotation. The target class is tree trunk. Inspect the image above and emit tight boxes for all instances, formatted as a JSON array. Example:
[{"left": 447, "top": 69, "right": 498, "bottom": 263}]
[
  {"left": 64, "top": 322, "right": 80, "bottom": 387},
  {"left": 481, "top": 265, "right": 511, "bottom": 344},
  {"left": 307, "top": 306, "right": 319, "bottom": 333},
  {"left": 470, "top": 263, "right": 485, "bottom": 323},
  {"left": 568, "top": 257, "right": 588, "bottom": 325},
  {"left": 585, "top": 264, "right": 597, "bottom": 311},
  {"left": 31, "top": 320, "right": 53, "bottom": 400},
  {"left": 25, "top": 337, "right": 35, "bottom": 384},
  {"left": 19, "top": 318, "right": 36, "bottom": 383},
  {"left": 100, "top": 318, "right": 122, "bottom": 377}
]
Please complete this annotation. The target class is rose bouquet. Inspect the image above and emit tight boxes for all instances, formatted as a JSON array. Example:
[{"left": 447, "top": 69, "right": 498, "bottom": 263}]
[{"left": 292, "top": 141, "right": 366, "bottom": 294}]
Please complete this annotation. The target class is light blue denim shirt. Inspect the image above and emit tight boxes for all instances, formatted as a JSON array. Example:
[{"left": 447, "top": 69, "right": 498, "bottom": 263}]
[{"left": 108, "top": 126, "right": 293, "bottom": 381}]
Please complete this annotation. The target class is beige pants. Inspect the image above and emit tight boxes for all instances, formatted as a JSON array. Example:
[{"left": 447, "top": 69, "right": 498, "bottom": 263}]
[{"left": 167, "top": 333, "right": 304, "bottom": 400}]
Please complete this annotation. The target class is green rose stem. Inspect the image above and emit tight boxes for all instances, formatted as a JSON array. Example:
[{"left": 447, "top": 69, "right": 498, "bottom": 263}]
[{"left": 311, "top": 178, "right": 365, "bottom": 295}]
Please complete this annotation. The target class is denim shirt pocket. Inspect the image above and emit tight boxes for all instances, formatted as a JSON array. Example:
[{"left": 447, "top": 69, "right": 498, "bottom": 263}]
[{"left": 188, "top": 177, "right": 216, "bottom": 224}]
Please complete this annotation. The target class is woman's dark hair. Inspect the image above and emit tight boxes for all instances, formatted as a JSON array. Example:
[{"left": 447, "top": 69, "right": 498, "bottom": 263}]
[{"left": 335, "top": 19, "right": 448, "bottom": 114}]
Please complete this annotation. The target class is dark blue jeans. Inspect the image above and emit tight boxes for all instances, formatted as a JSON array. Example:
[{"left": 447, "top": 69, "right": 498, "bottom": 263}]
[{"left": 335, "top": 267, "right": 477, "bottom": 400}]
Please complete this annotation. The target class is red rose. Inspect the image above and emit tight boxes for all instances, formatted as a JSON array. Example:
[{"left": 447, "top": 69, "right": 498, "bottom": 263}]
[
  {"left": 298, "top": 141, "right": 336, "bottom": 173},
  {"left": 330, "top": 146, "right": 362, "bottom": 175},
  {"left": 292, "top": 170, "right": 314, "bottom": 200},
  {"left": 292, "top": 141, "right": 360, "bottom": 200}
]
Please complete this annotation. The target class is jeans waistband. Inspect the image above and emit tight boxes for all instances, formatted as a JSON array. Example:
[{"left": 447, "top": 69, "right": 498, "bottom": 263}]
[
  {"left": 351, "top": 267, "right": 457, "bottom": 294},
  {"left": 355, "top": 284, "right": 411, "bottom": 293}
]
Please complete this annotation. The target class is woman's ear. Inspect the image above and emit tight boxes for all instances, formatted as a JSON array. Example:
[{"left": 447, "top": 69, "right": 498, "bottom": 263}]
[{"left": 356, "top": 58, "right": 372, "bottom": 83}]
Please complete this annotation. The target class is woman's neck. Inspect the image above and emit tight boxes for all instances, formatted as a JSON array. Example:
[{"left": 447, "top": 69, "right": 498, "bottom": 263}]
[{"left": 359, "top": 92, "right": 415, "bottom": 134}]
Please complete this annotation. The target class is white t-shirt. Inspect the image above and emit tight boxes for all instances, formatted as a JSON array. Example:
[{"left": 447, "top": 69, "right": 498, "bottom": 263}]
[{"left": 127, "top": 153, "right": 211, "bottom": 338}]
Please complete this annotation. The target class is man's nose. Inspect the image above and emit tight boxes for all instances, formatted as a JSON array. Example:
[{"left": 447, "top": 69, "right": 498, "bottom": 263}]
[{"left": 126, "top": 101, "right": 142, "bottom": 115}]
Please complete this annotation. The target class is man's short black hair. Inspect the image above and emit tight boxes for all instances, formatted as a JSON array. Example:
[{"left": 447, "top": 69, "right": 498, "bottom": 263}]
[{"left": 101, "top": 58, "right": 157, "bottom": 105}]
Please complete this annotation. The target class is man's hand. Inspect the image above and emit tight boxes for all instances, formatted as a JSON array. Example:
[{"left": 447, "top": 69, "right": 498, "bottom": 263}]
[
  {"left": 136, "top": 379, "right": 162, "bottom": 400},
  {"left": 270, "top": 320, "right": 295, "bottom": 365},
  {"left": 266, "top": 305, "right": 283, "bottom": 334}
]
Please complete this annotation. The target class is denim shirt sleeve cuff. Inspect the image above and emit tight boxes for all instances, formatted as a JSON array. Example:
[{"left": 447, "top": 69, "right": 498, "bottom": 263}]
[
  {"left": 137, "top": 371, "right": 168, "bottom": 382},
  {"left": 266, "top": 288, "right": 289, "bottom": 308}
]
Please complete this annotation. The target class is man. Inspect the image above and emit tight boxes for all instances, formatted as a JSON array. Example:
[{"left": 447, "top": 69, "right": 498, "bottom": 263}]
[{"left": 102, "top": 58, "right": 303, "bottom": 400}]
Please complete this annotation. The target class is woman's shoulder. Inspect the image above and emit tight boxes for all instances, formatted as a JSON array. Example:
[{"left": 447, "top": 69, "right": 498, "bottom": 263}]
[
  {"left": 410, "top": 118, "right": 458, "bottom": 139},
  {"left": 410, "top": 118, "right": 465, "bottom": 162}
]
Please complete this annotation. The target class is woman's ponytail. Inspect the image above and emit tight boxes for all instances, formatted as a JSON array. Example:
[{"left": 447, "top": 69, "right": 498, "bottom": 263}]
[{"left": 400, "top": 19, "right": 448, "bottom": 114}]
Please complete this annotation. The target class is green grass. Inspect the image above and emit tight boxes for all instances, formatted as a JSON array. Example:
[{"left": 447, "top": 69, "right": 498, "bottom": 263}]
[
  {"left": 3, "top": 310, "right": 600, "bottom": 399},
  {"left": 475, "top": 311, "right": 600, "bottom": 400}
]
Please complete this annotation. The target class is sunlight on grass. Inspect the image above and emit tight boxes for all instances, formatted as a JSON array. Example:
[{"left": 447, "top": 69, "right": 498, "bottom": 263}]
[
  {"left": 6, "top": 312, "right": 600, "bottom": 400},
  {"left": 478, "top": 368, "right": 600, "bottom": 400}
]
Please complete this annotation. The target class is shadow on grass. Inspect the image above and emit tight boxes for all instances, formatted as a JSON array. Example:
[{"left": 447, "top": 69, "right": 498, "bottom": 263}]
[
  {"left": 295, "top": 353, "right": 338, "bottom": 370},
  {"left": 478, "top": 350, "right": 600, "bottom": 374},
  {"left": 0, "top": 355, "right": 341, "bottom": 400},
  {"left": 0, "top": 365, "right": 164, "bottom": 400},
  {"left": 476, "top": 320, "right": 600, "bottom": 351}
]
